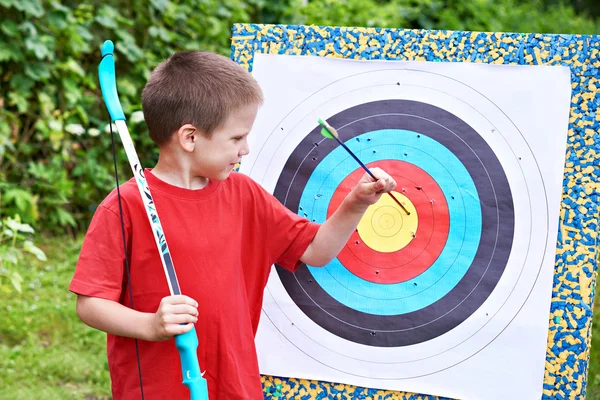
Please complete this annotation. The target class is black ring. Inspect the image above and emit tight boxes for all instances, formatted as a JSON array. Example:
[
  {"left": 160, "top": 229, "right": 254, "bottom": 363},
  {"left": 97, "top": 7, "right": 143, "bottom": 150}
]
[{"left": 273, "top": 99, "right": 515, "bottom": 346}]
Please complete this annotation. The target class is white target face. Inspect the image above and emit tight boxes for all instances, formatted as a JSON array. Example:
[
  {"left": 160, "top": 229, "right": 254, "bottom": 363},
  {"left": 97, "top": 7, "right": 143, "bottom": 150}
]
[{"left": 244, "top": 54, "right": 569, "bottom": 397}]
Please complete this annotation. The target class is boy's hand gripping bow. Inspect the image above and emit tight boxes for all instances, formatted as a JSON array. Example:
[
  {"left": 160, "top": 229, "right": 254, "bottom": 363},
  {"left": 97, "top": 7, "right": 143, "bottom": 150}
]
[{"left": 98, "top": 40, "right": 209, "bottom": 400}]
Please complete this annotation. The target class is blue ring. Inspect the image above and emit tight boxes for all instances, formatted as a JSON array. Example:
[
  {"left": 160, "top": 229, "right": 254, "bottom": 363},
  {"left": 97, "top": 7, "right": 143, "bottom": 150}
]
[{"left": 299, "top": 129, "right": 482, "bottom": 315}]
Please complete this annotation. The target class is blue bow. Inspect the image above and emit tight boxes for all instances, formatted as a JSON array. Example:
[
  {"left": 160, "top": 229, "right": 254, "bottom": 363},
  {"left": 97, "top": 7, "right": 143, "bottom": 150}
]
[{"left": 98, "top": 39, "right": 209, "bottom": 400}]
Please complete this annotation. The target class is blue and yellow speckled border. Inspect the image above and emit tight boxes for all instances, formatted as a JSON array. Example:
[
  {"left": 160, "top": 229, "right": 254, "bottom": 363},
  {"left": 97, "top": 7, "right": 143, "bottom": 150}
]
[{"left": 230, "top": 23, "right": 600, "bottom": 400}]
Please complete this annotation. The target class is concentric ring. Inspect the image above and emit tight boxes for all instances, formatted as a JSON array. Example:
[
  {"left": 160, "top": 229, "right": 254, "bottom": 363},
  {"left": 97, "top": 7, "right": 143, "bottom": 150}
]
[
  {"left": 242, "top": 62, "right": 545, "bottom": 379},
  {"left": 273, "top": 100, "right": 514, "bottom": 345},
  {"left": 325, "top": 159, "right": 449, "bottom": 283}
]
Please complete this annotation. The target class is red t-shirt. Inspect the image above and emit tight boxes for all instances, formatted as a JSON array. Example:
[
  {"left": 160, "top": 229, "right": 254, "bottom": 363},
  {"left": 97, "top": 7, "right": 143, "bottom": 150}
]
[{"left": 70, "top": 170, "right": 320, "bottom": 399}]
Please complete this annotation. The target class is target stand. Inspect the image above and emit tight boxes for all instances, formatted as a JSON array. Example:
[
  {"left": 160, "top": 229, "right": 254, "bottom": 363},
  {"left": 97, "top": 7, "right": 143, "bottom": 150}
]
[{"left": 231, "top": 24, "right": 600, "bottom": 400}]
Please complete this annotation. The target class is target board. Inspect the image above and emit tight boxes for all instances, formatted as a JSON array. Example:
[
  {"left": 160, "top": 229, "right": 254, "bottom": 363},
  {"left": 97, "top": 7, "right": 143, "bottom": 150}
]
[{"left": 240, "top": 53, "right": 571, "bottom": 399}]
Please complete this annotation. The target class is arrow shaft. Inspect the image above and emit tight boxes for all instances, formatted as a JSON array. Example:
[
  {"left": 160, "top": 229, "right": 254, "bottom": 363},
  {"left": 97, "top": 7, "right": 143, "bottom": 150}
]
[{"left": 334, "top": 136, "right": 411, "bottom": 215}]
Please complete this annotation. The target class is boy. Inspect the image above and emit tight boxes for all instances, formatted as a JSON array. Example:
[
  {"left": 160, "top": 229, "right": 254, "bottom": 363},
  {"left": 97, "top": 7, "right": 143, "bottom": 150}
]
[{"left": 70, "top": 50, "right": 396, "bottom": 399}]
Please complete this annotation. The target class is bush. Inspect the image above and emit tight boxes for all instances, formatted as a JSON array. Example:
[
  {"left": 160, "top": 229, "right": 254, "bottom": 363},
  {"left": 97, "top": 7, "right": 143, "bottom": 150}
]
[
  {"left": 0, "top": 0, "right": 261, "bottom": 233},
  {"left": 0, "top": 0, "right": 597, "bottom": 234}
]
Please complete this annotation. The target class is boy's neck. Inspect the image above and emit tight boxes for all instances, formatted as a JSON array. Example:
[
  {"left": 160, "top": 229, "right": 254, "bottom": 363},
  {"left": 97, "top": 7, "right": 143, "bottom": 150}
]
[{"left": 151, "top": 155, "right": 210, "bottom": 190}]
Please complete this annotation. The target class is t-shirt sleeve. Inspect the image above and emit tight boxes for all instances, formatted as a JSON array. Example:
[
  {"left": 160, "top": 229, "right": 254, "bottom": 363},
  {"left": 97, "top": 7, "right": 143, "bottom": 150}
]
[
  {"left": 69, "top": 204, "right": 128, "bottom": 302},
  {"left": 258, "top": 186, "right": 321, "bottom": 272}
]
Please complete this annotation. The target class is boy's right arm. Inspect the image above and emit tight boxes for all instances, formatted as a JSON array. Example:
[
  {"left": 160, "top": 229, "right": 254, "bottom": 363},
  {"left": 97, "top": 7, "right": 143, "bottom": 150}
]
[{"left": 76, "top": 294, "right": 199, "bottom": 342}]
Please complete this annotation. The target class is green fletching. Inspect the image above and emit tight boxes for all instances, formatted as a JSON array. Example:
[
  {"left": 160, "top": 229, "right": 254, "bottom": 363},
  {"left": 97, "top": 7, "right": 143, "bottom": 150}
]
[
  {"left": 318, "top": 118, "right": 334, "bottom": 139},
  {"left": 320, "top": 127, "right": 334, "bottom": 139}
]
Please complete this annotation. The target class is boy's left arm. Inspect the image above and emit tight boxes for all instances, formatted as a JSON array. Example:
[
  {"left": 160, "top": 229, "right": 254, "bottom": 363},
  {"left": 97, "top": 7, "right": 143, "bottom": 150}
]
[{"left": 300, "top": 167, "right": 396, "bottom": 267}]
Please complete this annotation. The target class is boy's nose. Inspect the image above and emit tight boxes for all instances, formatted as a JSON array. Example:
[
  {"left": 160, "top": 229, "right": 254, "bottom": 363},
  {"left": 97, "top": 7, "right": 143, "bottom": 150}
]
[{"left": 239, "top": 143, "right": 250, "bottom": 157}]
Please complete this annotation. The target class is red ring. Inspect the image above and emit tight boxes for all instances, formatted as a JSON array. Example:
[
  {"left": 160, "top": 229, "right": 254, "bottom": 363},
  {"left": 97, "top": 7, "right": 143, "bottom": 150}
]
[{"left": 326, "top": 160, "right": 450, "bottom": 284}]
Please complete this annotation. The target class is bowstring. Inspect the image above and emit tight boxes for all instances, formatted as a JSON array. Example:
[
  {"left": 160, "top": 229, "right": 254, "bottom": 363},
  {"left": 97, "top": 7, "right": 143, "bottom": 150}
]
[{"left": 109, "top": 120, "right": 145, "bottom": 399}]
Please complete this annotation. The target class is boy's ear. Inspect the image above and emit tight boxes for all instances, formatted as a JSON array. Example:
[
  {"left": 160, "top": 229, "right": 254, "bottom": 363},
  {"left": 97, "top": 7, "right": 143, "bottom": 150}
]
[{"left": 176, "top": 124, "right": 198, "bottom": 153}]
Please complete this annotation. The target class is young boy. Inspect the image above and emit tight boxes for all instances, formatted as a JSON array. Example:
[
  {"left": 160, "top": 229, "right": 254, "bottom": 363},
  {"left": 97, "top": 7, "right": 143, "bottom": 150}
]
[{"left": 70, "top": 50, "right": 396, "bottom": 399}]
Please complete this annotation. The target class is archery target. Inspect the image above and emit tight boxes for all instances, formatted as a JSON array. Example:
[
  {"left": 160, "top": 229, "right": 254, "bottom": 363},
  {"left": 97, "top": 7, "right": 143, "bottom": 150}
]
[{"left": 243, "top": 65, "right": 549, "bottom": 379}]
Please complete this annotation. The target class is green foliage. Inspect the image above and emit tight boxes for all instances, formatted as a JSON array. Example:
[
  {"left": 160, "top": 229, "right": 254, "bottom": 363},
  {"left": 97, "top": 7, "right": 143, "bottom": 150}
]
[
  {"left": 281, "top": 0, "right": 599, "bottom": 34},
  {"left": 0, "top": 0, "right": 260, "bottom": 233},
  {"left": 0, "top": 0, "right": 598, "bottom": 236},
  {"left": 0, "top": 214, "right": 46, "bottom": 293}
]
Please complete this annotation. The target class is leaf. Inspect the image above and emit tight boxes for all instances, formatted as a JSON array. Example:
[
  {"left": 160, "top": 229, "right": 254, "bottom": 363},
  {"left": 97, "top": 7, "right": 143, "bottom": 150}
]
[
  {"left": 4, "top": 189, "right": 36, "bottom": 218},
  {"left": 63, "top": 58, "right": 85, "bottom": 77},
  {"left": 148, "top": 26, "right": 172, "bottom": 42},
  {"left": 14, "top": 0, "right": 44, "bottom": 17},
  {"left": 5, "top": 216, "right": 35, "bottom": 234},
  {"left": 10, "top": 73, "right": 35, "bottom": 92},
  {"left": 150, "top": 0, "right": 170, "bottom": 12},
  {"left": 2, "top": 251, "right": 18, "bottom": 265},
  {"left": 25, "top": 36, "right": 51, "bottom": 60},
  {"left": 0, "top": 42, "right": 23, "bottom": 62},
  {"left": 23, "top": 240, "right": 47, "bottom": 261},
  {"left": 115, "top": 30, "right": 144, "bottom": 62},
  {"left": 9, "top": 271, "right": 23, "bottom": 293},
  {"left": 62, "top": 77, "right": 82, "bottom": 106},
  {"left": 38, "top": 92, "right": 56, "bottom": 116},
  {"left": 48, "top": 129, "right": 64, "bottom": 151},
  {"left": 1, "top": 20, "right": 20, "bottom": 37},
  {"left": 95, "top": 5, "right": 120, "bottom": 29},
  {"left": 8, "top": 92, "right": 29, "bottom": 114},
  {"left": 25, "top": 62, "right": 51, "bottom": 81},
  {"left": 50, "top": 1, "right": 70, "bottom": 13},
  {"left": 47, "top": 10, "right": 69, "bottom": 31},
  {"left": 27, "top": 161, "right": 50, "bottom": 181},
  {"left": 54, "top": 208, "right": 76, "bottom": 227},
  {"left": 18, "top": 21, "right": 37, "bottom": 37},
  {"left": 74, "top": 105, "right": 89, "bottom": 125},
  {"left": 16, "top": 223, "right": 35, "bottom": 234}
]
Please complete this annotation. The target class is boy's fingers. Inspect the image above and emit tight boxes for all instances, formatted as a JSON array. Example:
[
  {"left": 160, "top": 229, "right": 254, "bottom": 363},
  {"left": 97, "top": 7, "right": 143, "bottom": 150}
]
[
  {"left": 162, "top": 295, "right": 198, "bottom": 308},
  {"left": 367, "top": 168, "right": 396, "bottom": 192},
  {"left": 164, "top": 313, "right": 198, "bottom": 325},
  {"left": 166, "top": 322, "right": 195, "bottom": 337},
  {"left": 385, "top": 178, "right": 397, "bottom": 192},
  {"left": 368, "top": 179, "right": 386, "bottom": 193},
  {"left": 167, "top": 304, "right": 199, "bottom": 316},
  {"left": 179, "top": 323, "right": 195, "bottom": 334}
]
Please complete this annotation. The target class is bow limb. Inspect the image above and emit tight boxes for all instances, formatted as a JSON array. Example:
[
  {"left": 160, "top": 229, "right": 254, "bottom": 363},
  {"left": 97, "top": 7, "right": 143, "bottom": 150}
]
[{"left": 98, "top": 40, "right": 209, "bottom": 400}]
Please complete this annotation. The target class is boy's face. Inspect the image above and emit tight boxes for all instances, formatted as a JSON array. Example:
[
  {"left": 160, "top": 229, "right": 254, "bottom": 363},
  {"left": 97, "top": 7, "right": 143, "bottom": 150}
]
[{"left": 192, "top": 103, "right": 258, "bottom": 180}]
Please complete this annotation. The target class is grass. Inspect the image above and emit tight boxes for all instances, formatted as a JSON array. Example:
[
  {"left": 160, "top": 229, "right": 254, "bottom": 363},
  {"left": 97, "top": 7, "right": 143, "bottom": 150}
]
[
  {"left": 589, "top": 291, "right": 600, "bottom": 400},
  {"left": 0, "top": 236, "right": 110, "bottom": 400},
  {"left": 1, "top": 234, "right": 600, "bottom": 399}
]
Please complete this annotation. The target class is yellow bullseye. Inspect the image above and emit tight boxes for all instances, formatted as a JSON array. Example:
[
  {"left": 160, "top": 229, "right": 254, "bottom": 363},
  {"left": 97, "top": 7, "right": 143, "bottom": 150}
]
[{"left": 356, "top": 191, "right": 418, "bottom": 253}]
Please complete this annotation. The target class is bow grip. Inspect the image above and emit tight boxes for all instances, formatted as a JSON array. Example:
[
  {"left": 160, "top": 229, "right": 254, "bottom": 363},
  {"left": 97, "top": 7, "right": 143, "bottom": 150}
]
[
  {"left": 175, "top": 327, "right": 209, "bottom": 399},
  {"left": 98, "top": 40, "right": 126, "bottom": 121}
]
